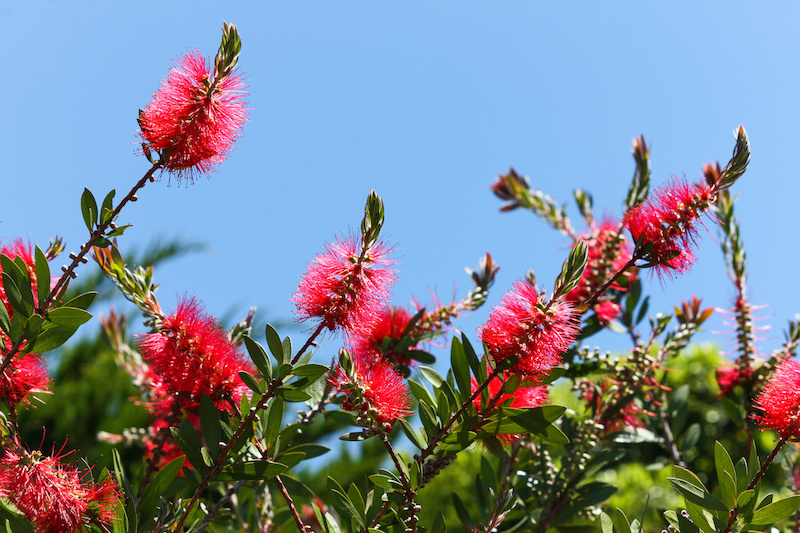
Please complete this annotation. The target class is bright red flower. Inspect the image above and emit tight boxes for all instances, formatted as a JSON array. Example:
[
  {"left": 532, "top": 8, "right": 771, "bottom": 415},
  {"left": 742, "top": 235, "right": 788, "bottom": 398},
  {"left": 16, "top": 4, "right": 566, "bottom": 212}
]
[
  {"left": 471, "top": 372, "right": 548, "bottom": 445},
  {"left": 348, "top": 305, "right": 418, "bottom": 369},
  {"left": 753, "top": 358, "right": 800, "bottom": 439},
  {"left": 139, "top": 49, "right": 248, "bottom": 181},
  {"left": 138, "top": 297, "right": 253, "bottom": 415},
  {"left": 328, "top": 352, "right": 411, "bottom": 431},
  {"left": 623, "top": 179, "right": 715, "bottom": 278},
  {"left": 0, "top": 448, "right": 120, "bottom": 533},
  {"left": 479, "top": 281, "right": 580, "bottom": 379},
  {"left": 565, "top": 219, "right": 634, "bottom": 323},
  {"left": 293, "top": 235, "right": 396, "bottom": 336},
  {"left": 716, "top": 363, "right": 752, "bottom": 396},
  {"left": 0, "top": 352, "right": 50, "bottom": 408}
]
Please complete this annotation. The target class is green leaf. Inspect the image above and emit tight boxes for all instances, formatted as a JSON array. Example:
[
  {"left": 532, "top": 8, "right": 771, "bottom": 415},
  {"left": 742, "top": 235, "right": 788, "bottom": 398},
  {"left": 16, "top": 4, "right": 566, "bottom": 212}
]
[
  {"left": 668, "top": 477, "right": 728, "bottom": 512},
  {"left": 720, "top": 471, "right": 736, "bottom": 510},
  {"left": 290, "top": 363, "right": 329, "bottom": 380},
  {"left": 406, "top": 349, "right": 436, "bottom": 364},
  {"left": 551, "top": 481, "right": 617, "bottom": 525},
  {"left": 243, "top": 335, "right": 273, "bottom": 381},
  {"left": 106, "top": 225, "right": 131, "bottom": 237},
  {"left": 461, "top": 334, "right": 484, "bottom": 383},
  {"left": 408, "top": 379, "right": 436, "bottom": 408},
  {"left": 714, "top": 441, "right": 737, "bottom": 494},
  {"left": 264, "top": 397, "right": 284, "bottom": 448},
  {"left": 420, "top": 366, "right": 445, "bottom": 388},
  {"left": 61, "top": 291, "right": 97, "bottom": 311},
  {"left": 100, "top": 189, "right": 116, "bottom": 225},
  {"left": 750, "top": 495, "right": 800, "bottom": 525},
  {"left": 599, "top": 513, "right": 615, "bottom": 533},
  {"left": 33, "top": 246, "right": 50, "bottom": 307},
  {"left": 30, "top": 324, "right": 79, "bottom": 353},
  {"left": 450, "top": 337, "right": 472, "bottom": 401},
  {"left": 479, "top": 405, "right": 568, "bottom": 443},
  {"left": 170, "top": 419, "right": 207, "bottom": 475},
  {"left": 0, "top": 299, "right": 10, "bottom": 335},
  {"left": 80, "top": 188, "right": 98, "bottom": 232},
  {"left": 452, "top": 492, "right": 473, "bottom": 528},
  {"left": 314, "top": 503, "right": 341, "bottom": 533},
  {"left": 276, "top": 387, "right": 312, "bottom": 402},
  {"left": 284, "top": 443, "right": 330, "bottom": 460},
  {"left": 2, "top": 272, "right": 28, "bottom": 317},
  {"left": 199, "top": 394, "right": 222, "bottom": 458},
  {"left": 239, "top": 371, "right": 264, "bottom": 393},
  {"left": 265, "top": 323, "right": 285, "bottom": 364},
  {"left": 398, "top": 419, "right": 427, "bottom": 449},
  {"left": 137, "top": 455, "right": 184, "bottom": 523},
  {"left": 419, "top": 401, "right": 440, "bottom": 437},
  {"left": 47, "top": 306, "right": 92, "bottom": 326},
  {"left": 217, "top": 460, "right": 287, "bottom": 481}
]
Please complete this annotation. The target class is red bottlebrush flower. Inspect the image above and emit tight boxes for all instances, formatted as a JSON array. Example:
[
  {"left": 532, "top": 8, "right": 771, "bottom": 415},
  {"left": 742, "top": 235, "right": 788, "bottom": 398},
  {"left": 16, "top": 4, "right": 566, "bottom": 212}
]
[
  {"left": 328, "top": 352, "right": 412, "bottom": 431},
  {"left": 138, "top": 297, "right": 253, "bottom": 415},
  {"left": 479, "top": 280, "right": 580, "bottom": 379},
  {"left": 471, "top": 372, "right": 548, "bottom": 445},
  {"left": 716, "top": 363, "right": 752, "bottom": 396},
  {"left": 0, "top": 448, "right": 120, "bottom": 533},
  {"left": 623, "top": 179, "right": 715, "bottom": 278},
  {"left": 293, "top": 235, "right": 396, "bottom": 336},
  {"left": 349, "top": 305, "right": 419, "bottom": 370},
  {"left": 753, "top": 358, "right": 800, "bottom": 439},
  {"left": 565, "top": 219, "right": 635, "bottom": 323},
  {"left": 0, "top": 351, "right": 50, "bottom": 408},
  {"left": 139, "top": 49, "right": 248, "bottom": 181}
]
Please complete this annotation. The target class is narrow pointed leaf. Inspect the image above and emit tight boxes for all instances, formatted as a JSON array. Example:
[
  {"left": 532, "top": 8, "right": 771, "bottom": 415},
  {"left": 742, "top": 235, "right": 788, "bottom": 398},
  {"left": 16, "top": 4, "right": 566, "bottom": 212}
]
[{"left": 33, "top": 246, "right": 50, "bottom": 307}]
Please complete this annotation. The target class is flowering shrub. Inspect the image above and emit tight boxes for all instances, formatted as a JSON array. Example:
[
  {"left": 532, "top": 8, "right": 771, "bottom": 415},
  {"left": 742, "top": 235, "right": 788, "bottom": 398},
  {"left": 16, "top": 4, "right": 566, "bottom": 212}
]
[{"left": 3, "top": 21, "right": 800, "bottom": 533}]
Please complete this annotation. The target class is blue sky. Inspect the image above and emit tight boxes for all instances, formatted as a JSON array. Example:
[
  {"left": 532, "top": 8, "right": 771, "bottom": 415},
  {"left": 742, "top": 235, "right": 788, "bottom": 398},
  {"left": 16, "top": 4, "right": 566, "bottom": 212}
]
[{"left": 2, "top": 3, "right": 798, "bottom": 363}]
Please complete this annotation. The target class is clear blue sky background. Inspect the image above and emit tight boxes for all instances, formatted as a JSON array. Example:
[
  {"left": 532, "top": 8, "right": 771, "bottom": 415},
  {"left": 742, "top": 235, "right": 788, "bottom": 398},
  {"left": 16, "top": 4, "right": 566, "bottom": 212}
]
[{"left": 2, "top": 3, "right": 798, "bottom": 363}]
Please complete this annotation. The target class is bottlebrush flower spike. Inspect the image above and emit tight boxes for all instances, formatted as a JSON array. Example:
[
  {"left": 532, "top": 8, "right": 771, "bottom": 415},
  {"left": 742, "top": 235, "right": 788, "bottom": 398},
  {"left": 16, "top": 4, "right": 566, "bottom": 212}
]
[
  {"left": 565, "top": 219, "right": 635, "bottom": 324},
  {"left": 138, "top": 22, "right": 248, "bottom": 182},
  {"left": 293, "top": 191, "right": 397, "bottom": 336},
  {"left": 479, "top": 280, "right": 580, "bottom": 379},
  {"left": 623, "top": 178, "right": 716, "bottom": 278},
  {"left": 348, "top": 305, "right": 420, "bottom": 370},
  {"left": 0, "top": 351, "right": 50, "bottom": 408},
  {"left": 138, "top": 297, "right": 254, "bottom": 415},
  {"left": 328, "top": 350, "right": 412, "bottom": 432},
  {"left": 0, "top": 448, "right": 120, "bottom": 533},
  {"left": 753, "top": 358, "right": 800, "bottom": 439}
]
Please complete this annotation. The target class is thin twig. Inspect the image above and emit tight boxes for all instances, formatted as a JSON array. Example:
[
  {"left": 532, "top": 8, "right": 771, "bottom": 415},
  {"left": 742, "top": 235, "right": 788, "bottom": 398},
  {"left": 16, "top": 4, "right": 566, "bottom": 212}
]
[{"left": 276, "top": 475, "right": 310, "bottom": 532}]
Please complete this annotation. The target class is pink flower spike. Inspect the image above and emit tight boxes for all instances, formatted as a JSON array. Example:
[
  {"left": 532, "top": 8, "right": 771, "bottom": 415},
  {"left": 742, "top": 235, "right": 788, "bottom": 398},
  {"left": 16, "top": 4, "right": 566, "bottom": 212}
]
[
  {"left": 348, "top": 305, "right": 419, "bottom": 370},
  {"left": 293, "top": 235, "right": 396, "bottom": 337},
  {"left": 328, "top": 352, "right": 411, "bottom": 431},
  {"left": 0, "top": 448, "right": 121, "bottom": 533},
  {"left": 753, "top": 358, "right": 800, "bottom": 439},
  {"left": 623, "top": 179, "right": 715, "bottom": 279},
  {"left": 0, "top": 352, "right": 51, "bottom": 408},
  {"left": 139, "top": 49, "right": 248, "bottom": 182},
  {"left": 479, "top": 280, "right": 580, "bottom": 379},
  {"left": 138, "top": 297, "right": 254, "bottom": 415}
]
